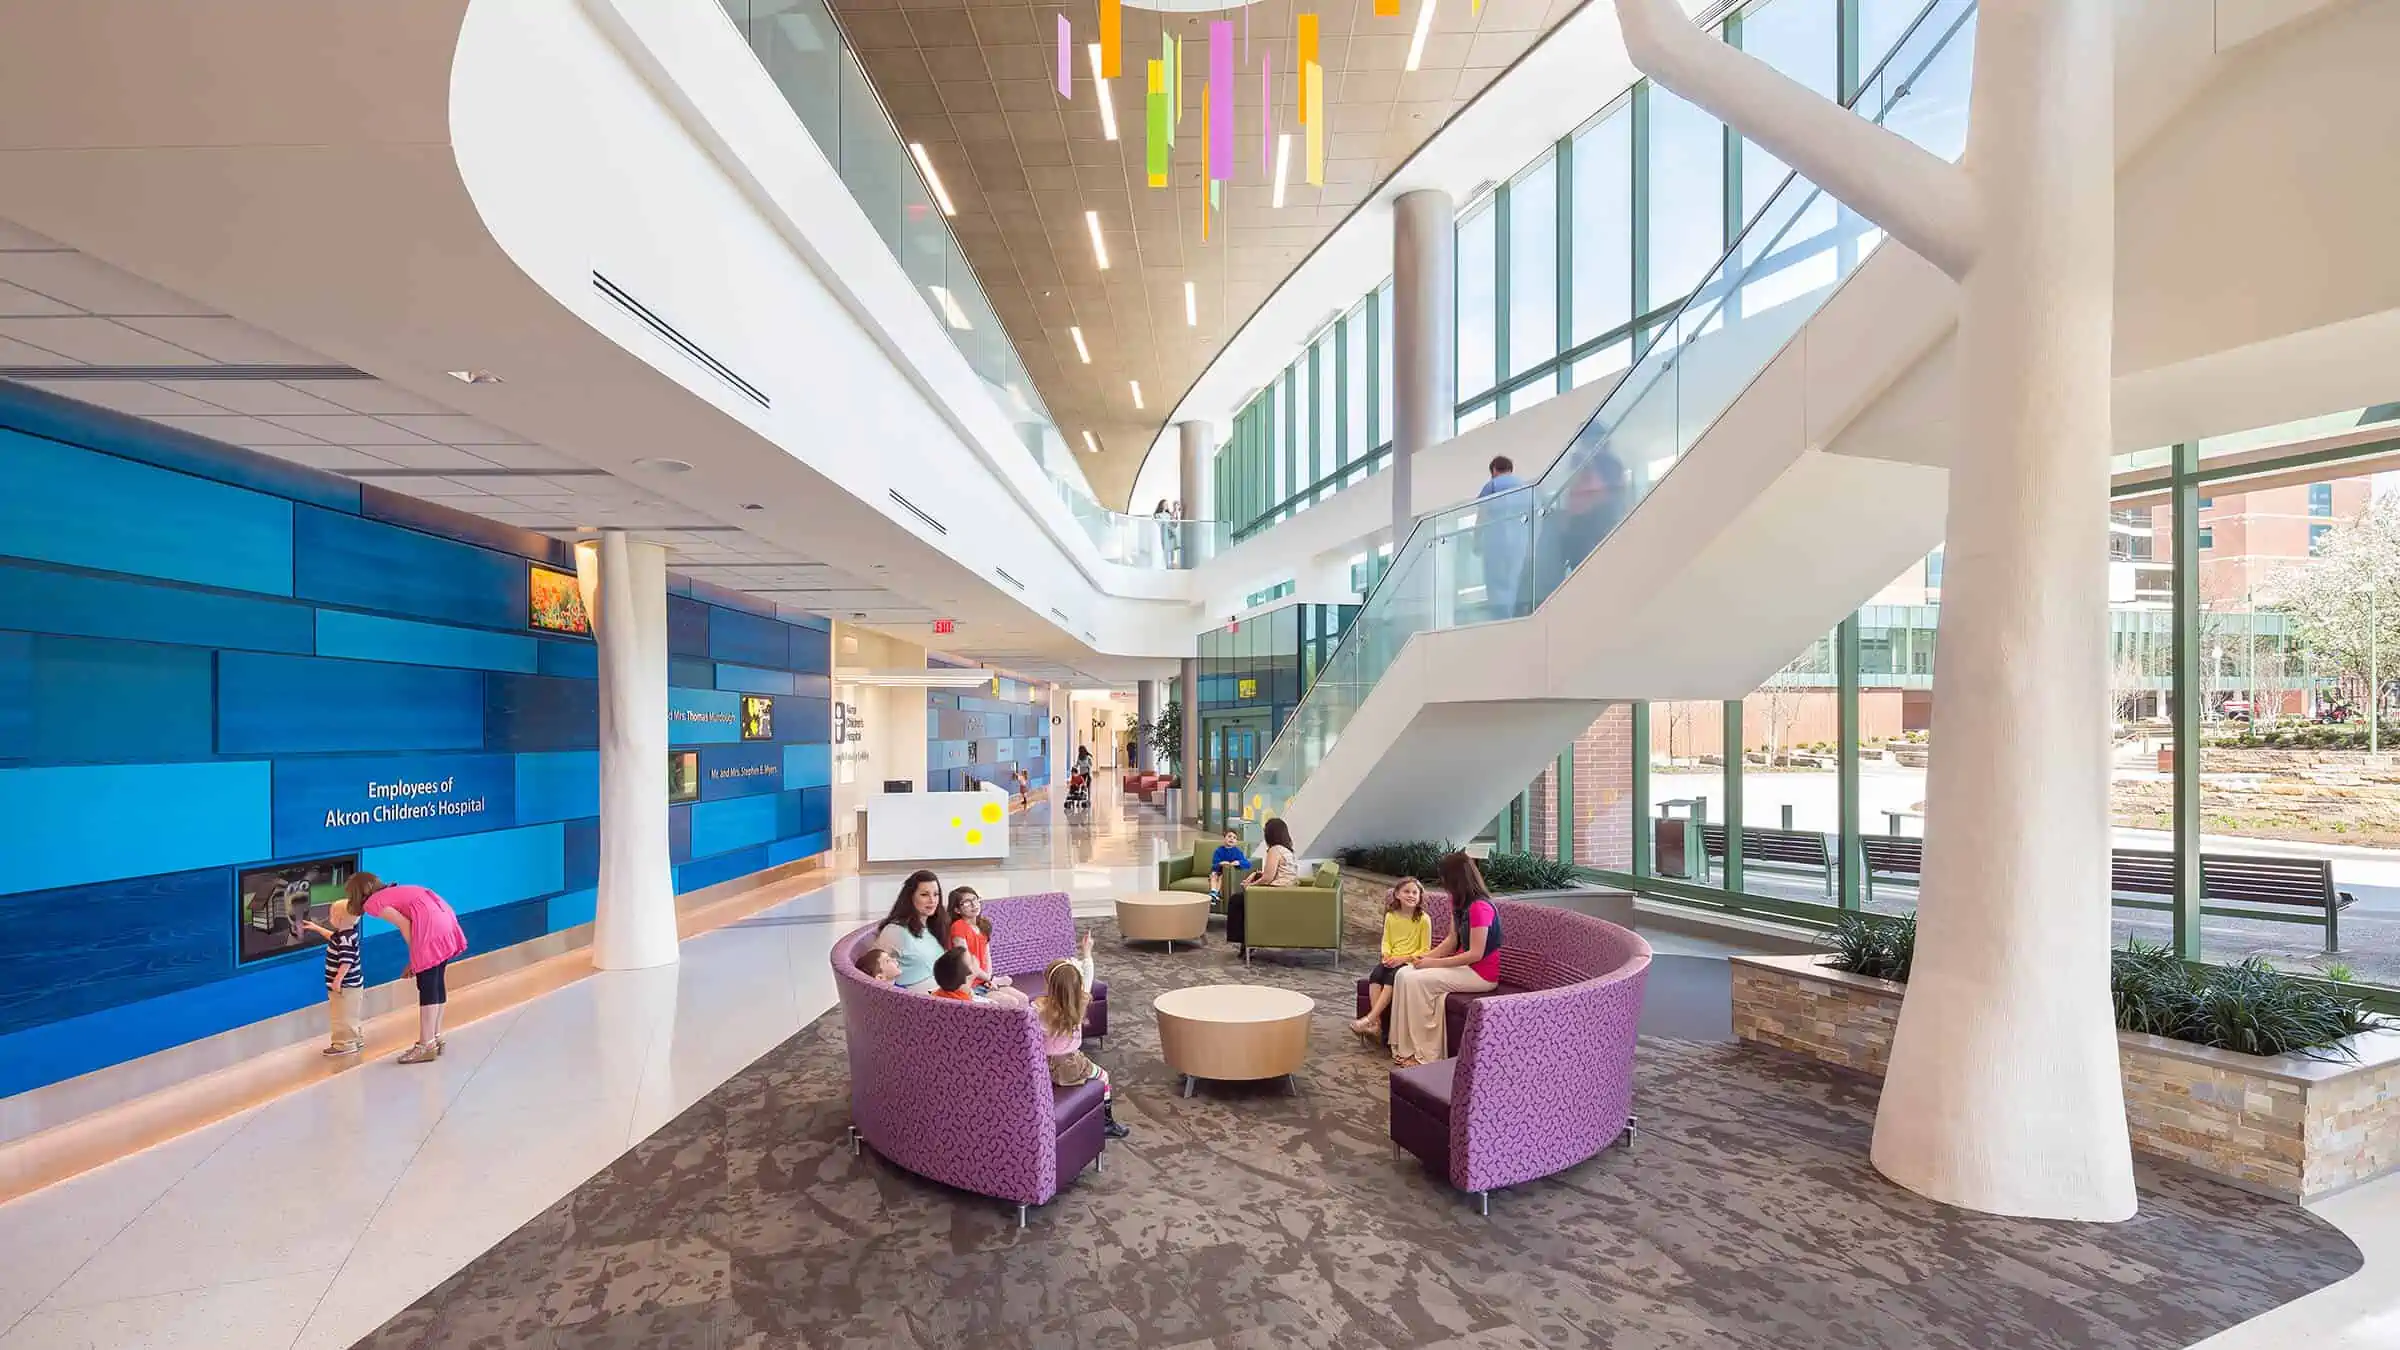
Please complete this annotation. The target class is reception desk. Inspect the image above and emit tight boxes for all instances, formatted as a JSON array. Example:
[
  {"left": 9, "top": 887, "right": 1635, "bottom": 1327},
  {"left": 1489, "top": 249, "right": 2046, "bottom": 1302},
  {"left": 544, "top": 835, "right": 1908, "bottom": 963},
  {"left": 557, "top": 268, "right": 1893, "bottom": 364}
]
[{"left": 863, "top": 786, "right": 1012, "bottom": 864}]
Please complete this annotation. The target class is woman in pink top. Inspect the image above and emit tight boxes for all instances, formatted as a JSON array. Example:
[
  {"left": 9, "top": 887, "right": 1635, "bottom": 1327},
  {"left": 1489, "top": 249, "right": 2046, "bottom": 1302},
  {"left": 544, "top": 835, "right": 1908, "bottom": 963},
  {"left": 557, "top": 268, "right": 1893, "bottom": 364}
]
[
  {"left": 1387, "top": 852, "right": 1506, "bottom": 1069},
  {"left": 346, "top": 872, "right": 469, "bottom": 1064}
]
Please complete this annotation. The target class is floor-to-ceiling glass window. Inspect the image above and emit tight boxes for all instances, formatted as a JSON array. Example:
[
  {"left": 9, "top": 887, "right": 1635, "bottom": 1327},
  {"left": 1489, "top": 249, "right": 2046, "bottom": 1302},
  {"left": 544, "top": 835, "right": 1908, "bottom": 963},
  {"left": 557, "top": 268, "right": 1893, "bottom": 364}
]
[
  {"left": 1204, "top": 0, "right": 1881, "bottom": 541},
  {"left": 1344, "top": 300, "right": 1369, "bottom": 483},
  {"left": 1313, "top": 331, "right": 1336, "bottom": 493},
  {"left": 1507, "top": 151, "right": 1560, "bottom": 390},
  {"left": 1644, "top": 85, "right": 1726, "bottom": 311},
  {"left": 1570, "top": 100, "right": 1634, "bottom": 389},
  {"left": 1457, "top": 197, "right": 1499, "bottom": 408}
]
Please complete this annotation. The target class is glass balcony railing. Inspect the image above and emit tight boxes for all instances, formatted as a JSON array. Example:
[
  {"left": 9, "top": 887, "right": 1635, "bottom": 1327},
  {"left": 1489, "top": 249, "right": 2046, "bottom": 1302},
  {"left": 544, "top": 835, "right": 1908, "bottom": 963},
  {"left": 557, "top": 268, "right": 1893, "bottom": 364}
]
[
  {"left": 714, "top": 0, "right": 1226, "bottom": 569},
  {"left": 1246, "top": 0, "right": 1978, "bottom": 821}
]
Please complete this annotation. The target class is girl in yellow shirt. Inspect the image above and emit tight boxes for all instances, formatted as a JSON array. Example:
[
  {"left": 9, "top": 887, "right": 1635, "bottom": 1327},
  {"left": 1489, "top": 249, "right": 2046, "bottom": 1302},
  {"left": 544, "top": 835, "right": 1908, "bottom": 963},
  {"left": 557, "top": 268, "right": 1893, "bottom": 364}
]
[{"left": 1352, "top": 876, "right": 1434, "bottom": 1039}]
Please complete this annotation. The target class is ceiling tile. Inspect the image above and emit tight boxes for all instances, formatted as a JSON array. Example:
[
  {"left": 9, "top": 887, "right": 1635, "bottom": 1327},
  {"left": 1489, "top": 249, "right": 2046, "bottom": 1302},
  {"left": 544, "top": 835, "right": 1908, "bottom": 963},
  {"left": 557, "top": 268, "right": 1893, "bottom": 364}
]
[
  {"left": 117, "top": 316, "right": 331, "bottom": 365},
  {"left": 279, "top": 379, "right": 458, "bottom": 415},
  {"left": 0, "top": 250, "right": 219, "bottom": 317},
  {"left": 261, "top": 414, "right": 435, "bottom": 445},
  {"left": 22, "top": 378, "right": 226, "bottom": 417},
  {"left": 0, "top": 317, "right": 209, "bottom": 364},
  {"left": 156, "top": 379, "right": 357, "bottom": 416}
]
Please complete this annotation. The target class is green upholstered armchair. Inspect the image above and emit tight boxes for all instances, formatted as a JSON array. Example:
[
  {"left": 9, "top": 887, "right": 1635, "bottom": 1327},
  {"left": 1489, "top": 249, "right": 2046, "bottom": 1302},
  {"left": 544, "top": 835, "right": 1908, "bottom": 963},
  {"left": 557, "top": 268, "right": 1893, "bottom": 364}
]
[
  {"left": 1243, "top": 862, "right": 1344, "bottom": 966},
  {"left": 1157, "top": 841, "right": 1220, "bottom": 895}
]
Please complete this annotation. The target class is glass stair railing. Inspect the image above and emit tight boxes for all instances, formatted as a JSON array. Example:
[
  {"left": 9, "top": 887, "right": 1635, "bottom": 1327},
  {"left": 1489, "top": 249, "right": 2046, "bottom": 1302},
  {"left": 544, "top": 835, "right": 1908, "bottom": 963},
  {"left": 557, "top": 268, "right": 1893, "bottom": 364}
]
[
  {"left": 714, "top": 0, "right": 1227, "bottom": 569},
  {"left": 1245, "top": 0, "right": 1978, "bottom": 824}
]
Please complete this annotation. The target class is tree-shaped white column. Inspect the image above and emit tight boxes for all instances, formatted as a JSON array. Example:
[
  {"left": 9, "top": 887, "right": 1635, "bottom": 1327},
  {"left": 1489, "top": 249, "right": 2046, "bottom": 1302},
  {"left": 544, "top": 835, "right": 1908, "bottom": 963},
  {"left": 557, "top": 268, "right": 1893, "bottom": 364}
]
[{"left": 1613, "top": 0, "right": 2134, "bottom": 1220}]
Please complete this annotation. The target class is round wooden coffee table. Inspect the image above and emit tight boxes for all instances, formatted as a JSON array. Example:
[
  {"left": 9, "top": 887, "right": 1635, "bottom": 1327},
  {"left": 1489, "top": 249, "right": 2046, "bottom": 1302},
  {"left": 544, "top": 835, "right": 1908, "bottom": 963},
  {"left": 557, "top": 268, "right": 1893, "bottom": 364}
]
[
  {"left": 1116, "top": 891, "right": 1209, "bottom": 950},
  {"left": 1154, "top": 984, "right": 1315, "bottom": 1097}
]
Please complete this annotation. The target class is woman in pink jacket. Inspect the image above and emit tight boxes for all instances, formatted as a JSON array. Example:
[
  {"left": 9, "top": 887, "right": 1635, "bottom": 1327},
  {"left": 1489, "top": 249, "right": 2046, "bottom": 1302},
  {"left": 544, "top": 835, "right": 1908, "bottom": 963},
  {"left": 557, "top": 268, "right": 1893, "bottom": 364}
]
[{"left": 346, "top": 872, "right": 468, "bottom": 1064}]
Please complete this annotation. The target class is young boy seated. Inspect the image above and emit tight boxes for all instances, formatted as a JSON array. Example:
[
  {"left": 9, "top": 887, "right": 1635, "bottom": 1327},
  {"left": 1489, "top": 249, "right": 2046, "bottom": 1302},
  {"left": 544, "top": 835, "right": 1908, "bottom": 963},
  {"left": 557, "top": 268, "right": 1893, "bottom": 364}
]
[
  {"left": 855, "top": 946, "right": 902, "bottom": 984},
  {"left": 1209, "top": 828, "right": 1251, "bottom": 901},
  {"left": 928, "top": 947, "right": 977, "bottom": 1001}
]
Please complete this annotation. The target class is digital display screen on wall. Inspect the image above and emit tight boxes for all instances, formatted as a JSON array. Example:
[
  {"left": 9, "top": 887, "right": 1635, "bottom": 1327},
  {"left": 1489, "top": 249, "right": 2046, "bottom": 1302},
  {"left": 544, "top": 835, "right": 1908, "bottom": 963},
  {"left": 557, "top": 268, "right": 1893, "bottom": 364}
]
[
  {"left": 741, "top": 695, "right": 774, "bottom": 741},
  {"left": 235, "top": 854, "right": 358, "bottom": 966},
  {"left": 669, "top": 749, "right": 701, "bottom": 804},
  {"left": 528, "top": 564, "right": 591, "bottom": 635}
]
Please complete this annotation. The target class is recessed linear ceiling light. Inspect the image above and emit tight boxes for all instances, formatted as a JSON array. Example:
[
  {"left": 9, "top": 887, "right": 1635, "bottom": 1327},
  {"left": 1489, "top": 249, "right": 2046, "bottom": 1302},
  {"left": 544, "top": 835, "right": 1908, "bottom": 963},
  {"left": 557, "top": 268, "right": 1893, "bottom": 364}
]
[
  {"left": 1085, "top": 210, "right": 1110, "bottom": 270},
  {"left": 1184, "top": 280, "right": 1197, "bottom": 326},
  {"left": 1272, "top": 133, "right": 1292, "bottom": 208},
  {"left": 1082, "top": 430, "right": 1101, "bottom": 454},
  {"left": 1071, "top": 326, "right": 1091, "bottom": 363},
  {"left": 1086, "top": 43, "right": 1118, "bottom": 141},
  {"left": 633, "top": 456, "right": 693, "bottom": 473},
  {"left": 908, "top": 143, "right": 958, "bottom": 216},
  {"left": 446, "top": 369, "right": 501, "bottom": 385},
  {"left": 1130, "top": 380, "right": 1144, "bottom": 410},
  {"left": 1406, "top": 0, "right": 1437, "bottom": 73}
]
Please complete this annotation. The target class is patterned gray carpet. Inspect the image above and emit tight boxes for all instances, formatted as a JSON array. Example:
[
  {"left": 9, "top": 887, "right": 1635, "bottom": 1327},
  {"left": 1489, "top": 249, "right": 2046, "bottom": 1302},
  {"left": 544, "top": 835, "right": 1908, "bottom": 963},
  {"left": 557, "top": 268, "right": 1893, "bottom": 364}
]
[{"left": 356, "top": 908, "right": 2359, "bottom": 1349}]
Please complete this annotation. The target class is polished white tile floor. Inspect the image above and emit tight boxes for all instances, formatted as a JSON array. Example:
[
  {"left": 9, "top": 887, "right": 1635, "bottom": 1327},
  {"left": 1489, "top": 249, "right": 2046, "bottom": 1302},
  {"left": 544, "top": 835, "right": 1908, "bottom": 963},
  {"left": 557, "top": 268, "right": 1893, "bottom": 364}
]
[
  {"left": 0, "top": 795, "right": 1177, "bottom": 1350},
  {"left": 6, "top": 796, "right": 2400, "bottom": 1349}
]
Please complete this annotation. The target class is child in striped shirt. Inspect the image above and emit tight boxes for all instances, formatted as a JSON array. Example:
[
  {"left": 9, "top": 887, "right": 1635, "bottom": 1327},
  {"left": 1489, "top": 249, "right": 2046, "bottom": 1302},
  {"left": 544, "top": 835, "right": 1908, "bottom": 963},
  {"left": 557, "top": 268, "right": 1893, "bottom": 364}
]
[{"left": 301, "top": 895, "right": 367, "bottom": 1056}]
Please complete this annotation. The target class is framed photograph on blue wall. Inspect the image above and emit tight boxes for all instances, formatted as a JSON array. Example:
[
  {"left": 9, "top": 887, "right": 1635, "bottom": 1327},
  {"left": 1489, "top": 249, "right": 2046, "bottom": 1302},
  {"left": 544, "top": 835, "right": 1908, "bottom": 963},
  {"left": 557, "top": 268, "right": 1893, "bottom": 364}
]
[
  {"left": 528, "top": 564, "right": 591, "bottom": 636},
  {"left": 740, "top": 694, "right": 774, "bottom": 741},
  {"left": 669, "top": 749, "right": 701, "bottom": 804},
  {"left": 235, "top": 854, "right": 358, "bottom": 965}
]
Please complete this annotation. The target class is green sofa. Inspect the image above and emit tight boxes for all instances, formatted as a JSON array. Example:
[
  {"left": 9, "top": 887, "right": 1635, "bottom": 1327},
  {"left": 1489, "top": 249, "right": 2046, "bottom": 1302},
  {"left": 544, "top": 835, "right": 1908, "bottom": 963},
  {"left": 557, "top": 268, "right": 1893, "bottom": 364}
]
[{"left": 1242, "top": 862, "right": 1344, "bottom": 967}]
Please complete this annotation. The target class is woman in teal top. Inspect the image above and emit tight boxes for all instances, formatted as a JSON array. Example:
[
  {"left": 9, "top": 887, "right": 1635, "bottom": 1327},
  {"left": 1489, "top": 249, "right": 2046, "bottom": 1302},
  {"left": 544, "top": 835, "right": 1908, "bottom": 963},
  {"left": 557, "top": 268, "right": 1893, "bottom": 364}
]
[{"left": 873, "top": 870, "right": 951, "bottom": 991}]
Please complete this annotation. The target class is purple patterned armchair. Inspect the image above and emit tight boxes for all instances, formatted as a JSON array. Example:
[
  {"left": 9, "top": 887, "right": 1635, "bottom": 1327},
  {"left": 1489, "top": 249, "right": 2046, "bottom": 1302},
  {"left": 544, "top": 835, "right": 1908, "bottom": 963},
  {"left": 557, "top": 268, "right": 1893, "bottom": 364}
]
[
  {"left": 980, "top": 890, "right": 1107, "bottom": 1041},
  {"left": 833, "top": 920, "right": 1107, "bottom": 1227},
  {"left": 1388, "top": 901, "right": 1650, "bottom": 1213}
]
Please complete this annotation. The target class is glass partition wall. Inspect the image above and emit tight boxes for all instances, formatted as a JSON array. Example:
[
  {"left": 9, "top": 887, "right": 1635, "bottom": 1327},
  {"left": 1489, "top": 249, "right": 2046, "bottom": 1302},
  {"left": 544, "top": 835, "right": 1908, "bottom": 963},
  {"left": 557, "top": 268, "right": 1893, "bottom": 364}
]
[{"left": 1570, "top": 409, "right": 2400, "bottom": 1006}]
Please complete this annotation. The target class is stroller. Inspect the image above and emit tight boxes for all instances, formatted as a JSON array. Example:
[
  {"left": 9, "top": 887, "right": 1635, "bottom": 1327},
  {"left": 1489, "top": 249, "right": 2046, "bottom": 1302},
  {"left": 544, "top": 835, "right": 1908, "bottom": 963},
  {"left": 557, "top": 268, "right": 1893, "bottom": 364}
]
[{"left": 1062, "top": 769, "right": 1093, "bottom": 818}]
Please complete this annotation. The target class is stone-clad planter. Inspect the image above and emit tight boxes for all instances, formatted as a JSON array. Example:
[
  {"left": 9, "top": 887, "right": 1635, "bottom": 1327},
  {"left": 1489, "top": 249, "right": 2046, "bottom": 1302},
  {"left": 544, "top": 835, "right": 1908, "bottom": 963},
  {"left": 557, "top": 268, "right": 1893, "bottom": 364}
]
[{"left": 1732, "top": 953, "right": 2400, "bottom": 1202}]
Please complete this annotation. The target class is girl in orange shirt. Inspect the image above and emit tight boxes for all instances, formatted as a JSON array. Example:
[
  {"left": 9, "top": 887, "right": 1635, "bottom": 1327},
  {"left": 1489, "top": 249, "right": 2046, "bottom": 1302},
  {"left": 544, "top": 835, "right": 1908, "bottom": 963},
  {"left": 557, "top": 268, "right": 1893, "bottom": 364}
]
[{"left": 948, "top": 887, "right": 1028, "bottom": 1008}]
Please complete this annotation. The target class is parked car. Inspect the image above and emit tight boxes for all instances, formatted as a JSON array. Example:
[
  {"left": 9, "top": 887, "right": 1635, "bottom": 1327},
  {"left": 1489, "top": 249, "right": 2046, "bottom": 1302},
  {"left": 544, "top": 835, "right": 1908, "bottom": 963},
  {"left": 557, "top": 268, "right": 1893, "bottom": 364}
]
[{"left": 2219, "top": 697, "right": 2254, "bottom": 722}]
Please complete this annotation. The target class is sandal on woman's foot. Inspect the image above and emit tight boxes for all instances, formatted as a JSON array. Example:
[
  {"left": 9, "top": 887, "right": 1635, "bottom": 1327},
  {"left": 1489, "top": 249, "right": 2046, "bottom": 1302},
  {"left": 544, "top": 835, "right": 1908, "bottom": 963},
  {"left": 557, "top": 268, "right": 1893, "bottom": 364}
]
[
  {"left": 1348, "top": 1019, "right": 1379, "bottom": 1039},
  {"left": 1392, "top": 1056, "right": 1421, "bottom": 1070},
  {"left": 397, "top": 1042, "right": 440, "bottom": 1064}
]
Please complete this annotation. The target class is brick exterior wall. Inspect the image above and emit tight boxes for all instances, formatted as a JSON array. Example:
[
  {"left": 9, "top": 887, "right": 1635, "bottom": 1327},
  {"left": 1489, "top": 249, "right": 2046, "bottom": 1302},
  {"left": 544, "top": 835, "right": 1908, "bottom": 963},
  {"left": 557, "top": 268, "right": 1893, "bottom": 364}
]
[
  {"left": 1517, "top": 704, "right": 1634, "bottom": 870},
  {"left": 1731, "top": 954, "right": 2400, "bottom": 1201}
]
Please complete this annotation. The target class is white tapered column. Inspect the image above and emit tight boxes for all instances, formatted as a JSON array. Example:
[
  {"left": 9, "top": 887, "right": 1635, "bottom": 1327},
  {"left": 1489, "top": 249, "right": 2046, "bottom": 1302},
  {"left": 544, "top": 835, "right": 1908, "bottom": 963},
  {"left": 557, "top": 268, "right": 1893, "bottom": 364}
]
[
  {"left": 575, "top": 530, "right": 679, "bottom": 970},
  {"left": 1612, "top": 0, "right": 2133, "bottom": 1220},
  {"left": 1870, "top": 0, "right": 2132, "bottom": 1221}
]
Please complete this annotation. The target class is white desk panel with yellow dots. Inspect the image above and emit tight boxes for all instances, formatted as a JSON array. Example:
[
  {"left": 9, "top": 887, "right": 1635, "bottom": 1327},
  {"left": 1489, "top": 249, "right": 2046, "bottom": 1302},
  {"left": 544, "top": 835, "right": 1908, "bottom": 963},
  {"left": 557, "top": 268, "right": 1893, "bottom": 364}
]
[{"left": 861, "top": 784, "right": 1013, "bottom": 863}]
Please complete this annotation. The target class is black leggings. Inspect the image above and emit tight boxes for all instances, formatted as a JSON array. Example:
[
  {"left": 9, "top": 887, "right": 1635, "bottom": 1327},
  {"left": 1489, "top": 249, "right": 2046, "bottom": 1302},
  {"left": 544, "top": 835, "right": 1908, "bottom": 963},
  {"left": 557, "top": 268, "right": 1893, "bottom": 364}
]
[{"left": 414, "top": 960, "right": 450, "bottom": 1007}]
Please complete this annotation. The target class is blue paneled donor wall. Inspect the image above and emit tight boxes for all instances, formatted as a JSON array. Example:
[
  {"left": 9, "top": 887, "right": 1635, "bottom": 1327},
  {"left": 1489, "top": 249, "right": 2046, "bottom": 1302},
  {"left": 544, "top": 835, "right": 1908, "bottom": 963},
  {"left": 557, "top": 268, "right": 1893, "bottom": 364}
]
[{"left": 0, "top": 382, "right": 832, "bottom": 1099}]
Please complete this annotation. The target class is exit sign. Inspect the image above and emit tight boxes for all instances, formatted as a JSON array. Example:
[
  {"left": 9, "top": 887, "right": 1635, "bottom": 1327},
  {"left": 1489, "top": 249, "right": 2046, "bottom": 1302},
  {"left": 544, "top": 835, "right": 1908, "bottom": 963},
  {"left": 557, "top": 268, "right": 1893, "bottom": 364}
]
[{"left": 932, "top": 618, "right": 955, "bottom": 634}]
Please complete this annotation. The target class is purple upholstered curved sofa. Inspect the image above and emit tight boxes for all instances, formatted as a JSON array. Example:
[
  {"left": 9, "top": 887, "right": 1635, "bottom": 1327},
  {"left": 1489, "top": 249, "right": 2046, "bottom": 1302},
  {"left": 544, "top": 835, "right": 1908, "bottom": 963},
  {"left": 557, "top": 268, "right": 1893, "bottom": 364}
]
[
  {"left": 831, "top": 891, "right": 1108, "bottom": 1226},
  {"left": 1387, "top": 900, "right": 1650, "bottom": 1212}
]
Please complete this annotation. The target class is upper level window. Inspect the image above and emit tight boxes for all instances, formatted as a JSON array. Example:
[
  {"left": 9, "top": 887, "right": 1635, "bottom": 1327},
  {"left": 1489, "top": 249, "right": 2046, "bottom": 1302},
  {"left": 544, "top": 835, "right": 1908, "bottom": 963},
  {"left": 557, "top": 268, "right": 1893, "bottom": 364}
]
[
  {"left": 1457, "top": 202, "right": 1498, "bottom": 399},
  {"left": 1570, "top": 104, "right": 1632, "bottom": 347},
  {"left": 1508, "top": 154, "right": 1559, "bottom": 380},
  {"left": 1646, "top": 85, "right": 1725, "bottom": 306},
  {"left": 2310, "top": 522, "right": 2333, "bottom": 555},
  {"left": 2309, "top": 482, "right": 2333, "bottom": 517}
]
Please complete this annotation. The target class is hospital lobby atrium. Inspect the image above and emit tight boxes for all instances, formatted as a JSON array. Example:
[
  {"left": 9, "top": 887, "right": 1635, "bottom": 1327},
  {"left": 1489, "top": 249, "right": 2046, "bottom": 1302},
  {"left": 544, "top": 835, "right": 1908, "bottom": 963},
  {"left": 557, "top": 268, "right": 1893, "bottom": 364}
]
[{"left": 2, "top": 0, "right": 2399, "bottom": 1346}]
